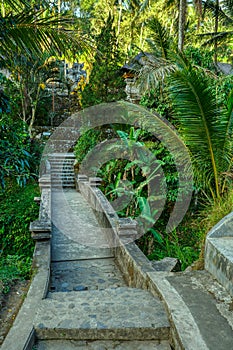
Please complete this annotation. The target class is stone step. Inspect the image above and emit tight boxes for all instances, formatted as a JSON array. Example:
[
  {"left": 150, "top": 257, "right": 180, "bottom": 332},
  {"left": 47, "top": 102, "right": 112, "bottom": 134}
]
[
  {"left": 49, "top": 158, "right": 75, "bottom": 162},
  {"left": 34, "top": 288, "right": 170, "bottom": 341},
  {"left": 51, "top": 172, "right": 74, "bottom": 176},
  {"left": 52, "top": 244, "right": 113, "bottom": 261},
  {"left": 51, "top": 175, "right": 75, "bottom": 180},
  {"left": 50, "top": 166, "right": 74, "bottom": 170},
  {"left": 50, "top": 163, "right": 74, "bottom": 167},
  {"left": 34, "top": 340, "right": 172, "bottom": 349},
  {"left": 51, "top": 183, "right": 75, "bottom": 188},
  {"left": 49, "top": 258, "right": 127, "bottom": 292},
  {"left": 51, "top": 167, "right": 74, "bottom": 173},
  {"left": 49, "top": 153, "right": 75, "bottom": 158}
]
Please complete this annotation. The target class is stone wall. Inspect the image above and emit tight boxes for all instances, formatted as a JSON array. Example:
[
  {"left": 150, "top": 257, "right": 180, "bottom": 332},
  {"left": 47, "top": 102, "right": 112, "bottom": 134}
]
[{"left": 205, "top": 211, "right": 233, "bottom": 296}]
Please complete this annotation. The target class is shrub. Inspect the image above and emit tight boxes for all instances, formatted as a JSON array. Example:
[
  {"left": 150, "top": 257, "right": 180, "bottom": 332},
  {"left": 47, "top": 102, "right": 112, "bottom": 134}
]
[{"left": 0, "top": 180, "right": 40, "bottom": 258}]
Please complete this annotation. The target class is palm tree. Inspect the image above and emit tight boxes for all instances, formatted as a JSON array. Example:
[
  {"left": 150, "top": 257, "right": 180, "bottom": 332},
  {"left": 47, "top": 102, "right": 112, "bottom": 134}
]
[
  {"left": 178, "top": 0, "right": 187, "bottom": 51},
  {"left": 168, "top": 58, "right": 233, "bottom": 199},
  {"left": 123, "top": 0, "right": 150, "bottom": 52},
  {"left": 137, "top": 17, "right": 232, "bottom": 200},
  {"left": 163, "top": 0, "right": 203, "bottom": 51},
  {"left": 137, "top": 17, "right": 176, "bottom": 91},
  {"left": 0, "top": 0, "right": 92, "bottom": 123}
]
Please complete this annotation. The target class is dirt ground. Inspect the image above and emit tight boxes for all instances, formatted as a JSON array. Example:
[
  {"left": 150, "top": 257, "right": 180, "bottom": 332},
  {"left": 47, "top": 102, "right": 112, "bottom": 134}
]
[{"left": 0, "top": 280, "right": 30, "bottom": 345}]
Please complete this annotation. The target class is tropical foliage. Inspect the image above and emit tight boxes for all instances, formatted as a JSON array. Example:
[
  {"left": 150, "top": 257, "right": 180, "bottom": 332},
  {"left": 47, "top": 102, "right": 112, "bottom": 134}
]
[{"left": 0, "top": 0, "right": 233, "bottom": 283}]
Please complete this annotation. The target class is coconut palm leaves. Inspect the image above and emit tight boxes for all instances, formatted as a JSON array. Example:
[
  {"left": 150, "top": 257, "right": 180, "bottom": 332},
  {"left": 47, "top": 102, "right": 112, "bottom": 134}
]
[
  {"left": 146, "top": 17, "right": 171, "bottom": 60},
  {"left": 0, "top": 1, "right": 90, "bottom": 69},
  {"left": 200, "top": 0, "right": 233, "bottom": 62},
  {"left": 137, "top": 18, "right": 176, "bottom": 91},
  {"left": 168, "top": 61, "right": 233, "bottom": 199}
]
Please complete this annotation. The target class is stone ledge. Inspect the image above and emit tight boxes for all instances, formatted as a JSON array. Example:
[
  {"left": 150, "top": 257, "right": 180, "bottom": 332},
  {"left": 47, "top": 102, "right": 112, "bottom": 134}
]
[
  {"left": 30, "top": 220, "right": 51, "bottom": 241},
  {"left": 146, "top": 272, "right": 209, "bottom": 350},
  {"left": 205, "top": 211, "right": 233, "bottom": 296},
  {"left": 34, "top": 288, "right": 170, "bottom": 341}
]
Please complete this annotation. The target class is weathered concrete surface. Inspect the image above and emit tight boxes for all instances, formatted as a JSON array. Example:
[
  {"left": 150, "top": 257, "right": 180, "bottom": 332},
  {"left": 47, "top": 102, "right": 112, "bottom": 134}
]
[
  {"left": 147, "top": 271, "right": 208, "bottom": 350},
  {"left": 34, "top": 288, "right": 170, "bottom": 341},
  {"left": 51, "top": 189, "right": 113, "bottom": 257},
  {"left": 205, "top": 237, "right": 233, "bottom": 297},
  {"left": 152, "top": 257, "right": 181, "bottom": 272},
  {"left": 51, "top": 224, "right": 114, "bottom": 261},
  {"left": 205, "top": 211, "right": 233, "bottom": 297},
  {"left": 50, "top": 258, "right": 127, "bottom": 292},
  {"left": 43, "top": 187, "right": 170, "bottom": 347},
  {"left": 166, "top": 270, "right": 233, "bottom": 350},
  {"left": 34, "top": 339, "right": 171, "bottom": 349}
]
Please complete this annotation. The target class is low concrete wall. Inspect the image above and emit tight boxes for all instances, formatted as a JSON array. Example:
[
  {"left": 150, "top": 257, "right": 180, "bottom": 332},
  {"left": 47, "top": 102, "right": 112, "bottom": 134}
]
[
  {"left": 78, "top": 180, "right": 119, "bottom": 249},
  {"left": 205, "top": 211, "right": 233, "bottom": 296},
  {"left": 77, "top": 179, "right": 155, "bottom": 289}
]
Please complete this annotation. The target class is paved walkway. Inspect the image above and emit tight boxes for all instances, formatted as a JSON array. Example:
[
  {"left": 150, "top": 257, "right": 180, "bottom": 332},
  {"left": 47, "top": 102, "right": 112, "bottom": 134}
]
[
  {"left": 34, "top": 189, "right": 171, "bottom": 349},
  {"left": 167, "top": 270, "right": 233, "bottom": 350},
  {"left": 3, "top": 153, "right": 233, "bottom": 349}
]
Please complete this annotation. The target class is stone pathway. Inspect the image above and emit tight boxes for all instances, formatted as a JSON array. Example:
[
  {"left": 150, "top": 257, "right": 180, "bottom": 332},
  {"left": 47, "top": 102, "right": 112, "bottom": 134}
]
[
  {"left": 34, "top": 188, "right": 171, "bottom": 349},
  {"left": 35, "top": 340, "right": 170, "bottom": 349},
  {"left": 167, "top": 270, "right": 233, "bottom": 350},
  {"left": 50, "top": 258, "right": 127, "bottom": 292}
]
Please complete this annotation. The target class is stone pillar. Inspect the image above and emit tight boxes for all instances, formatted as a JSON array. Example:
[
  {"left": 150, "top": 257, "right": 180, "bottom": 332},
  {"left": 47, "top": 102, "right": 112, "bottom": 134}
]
[
  {"left": 89, "top": 177, "right": 102, "bottom": 187},
  {"left": 75, "top": 174, "right": 88, "bottom": 191},
  {"left": 117, "top": 218, "right": 138, "bottom": 243},
  {"left": 30, "top": 220, "right": 51, "bottom": 241}
]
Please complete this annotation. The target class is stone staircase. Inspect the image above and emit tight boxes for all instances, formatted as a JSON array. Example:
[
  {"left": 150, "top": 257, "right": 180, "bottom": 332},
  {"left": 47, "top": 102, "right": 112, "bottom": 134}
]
[
  {"left": 33, "top": 189, "right": 171, "bottom": 350},
  {"left": 49, "top": 153, "right": 75, "bottom": 188},
  {"left": 34, "top": 288, "right": 170, "bottom": 342}
]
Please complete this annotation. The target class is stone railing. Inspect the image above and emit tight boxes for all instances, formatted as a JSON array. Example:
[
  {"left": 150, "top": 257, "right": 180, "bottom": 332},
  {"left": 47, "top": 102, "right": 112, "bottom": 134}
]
[
  {"left": 205, "top": 211, "right": 233, "bottom": 296},
  {"left": 76, "top": 174, "right": 156, "bottom": 288}
]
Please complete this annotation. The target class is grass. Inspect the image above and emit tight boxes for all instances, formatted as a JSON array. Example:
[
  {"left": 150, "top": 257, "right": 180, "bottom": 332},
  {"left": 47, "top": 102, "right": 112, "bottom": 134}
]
[
  {"left": 201, "top": 188, "right": 233, "bottom": 232},
  {"left": 0, "top": 255, "right": 32, "bottom": 294}
]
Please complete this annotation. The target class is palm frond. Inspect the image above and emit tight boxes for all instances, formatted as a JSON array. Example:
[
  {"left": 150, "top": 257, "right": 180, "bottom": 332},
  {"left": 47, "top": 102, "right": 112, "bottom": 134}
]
[
  {"left": 137, "top": 54, "right": 176, "bottom": 92},
  {"left": 203, "top": 0, "right": 233, "bottom": 24},
  {"left": 147, "top": 17, "right": 171, "bottom": 59},
  {"left": 168, "top": 65, "right": 231, "bottom": 198},
  {"left": 0, "top": 8, "right": 91, "bottom": 66},
  {"left": 1, "top": 0, "right": 49, "bottom": 12},
  {"left": 199, "top": 30, "right": 233, "bottom": 46},
  {"left": 222, "top": 0, "right": 233, "bottom": 17}
]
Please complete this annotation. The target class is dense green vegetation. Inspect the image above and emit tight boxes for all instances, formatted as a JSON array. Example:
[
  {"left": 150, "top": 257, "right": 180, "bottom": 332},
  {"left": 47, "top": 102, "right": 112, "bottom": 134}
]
[
  {"left": 0, "top": 0, "right": 232, "bottom": 292},
  {"left": 0, "top": 181, "right": 40, "bottom": 293}
]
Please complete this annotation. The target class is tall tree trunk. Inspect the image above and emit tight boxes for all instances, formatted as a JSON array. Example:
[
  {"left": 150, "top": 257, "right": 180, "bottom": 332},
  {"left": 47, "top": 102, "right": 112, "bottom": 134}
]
[
  {"left": 117, "top": 0, "right": 122, "bottom": 40},
  {"left": 1, "top": 0, "right": 5, "bottom": 17},
  {"left": 28, "top": 85, "right": 41, "bottom": 137},
  {"left": 139, "top": 22, "right": 145, "bottom": 48},
  {"left": 194, "top": 0, "right": 202, "bottom": 30},
  {"left": 214, "top": 0, "right": 219, "bottom": 65},
  {"left": 178, "top": 0, "right": 187, "bottom": 51}
]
